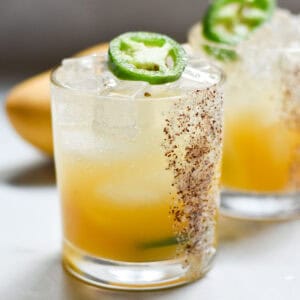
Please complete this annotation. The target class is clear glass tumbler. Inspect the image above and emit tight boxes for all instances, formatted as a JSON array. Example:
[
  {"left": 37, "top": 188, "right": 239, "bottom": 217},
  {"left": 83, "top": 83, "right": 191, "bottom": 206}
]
[
  {"left": 220, "top": 48, "right": 300, "bottom": 220},
  {"left": 51, "top": 54, "right": 223, "bottom": 290},
  {"left": 189, "top": 7, "right": 300, "bottom": 220}
]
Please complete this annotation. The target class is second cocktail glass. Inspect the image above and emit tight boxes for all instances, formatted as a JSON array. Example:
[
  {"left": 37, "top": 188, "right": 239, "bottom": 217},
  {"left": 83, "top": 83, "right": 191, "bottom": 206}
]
[{"left": 189, "top": 4, "right": 300, "bottom": 220}]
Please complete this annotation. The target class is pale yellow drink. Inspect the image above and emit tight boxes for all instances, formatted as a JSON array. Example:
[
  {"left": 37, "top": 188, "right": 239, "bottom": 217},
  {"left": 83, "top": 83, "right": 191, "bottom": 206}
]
[
  {"left": 222, "top": 59, "right": 300, "bottom": 193},
  {"left": 58, "top": 142, "right": 178, "bottom": 262},
  {"left": 189, "top": 10, "right": 300, "bottom": 194},
  {"left": 51, "top": 54, "right": 223, "bottom": 288}
]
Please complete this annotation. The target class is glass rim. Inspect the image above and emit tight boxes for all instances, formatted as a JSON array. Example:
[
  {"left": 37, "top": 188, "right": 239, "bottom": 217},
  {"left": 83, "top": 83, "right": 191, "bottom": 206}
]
[
  {"left": 189, "top": 22, "right": 300, "bottom": 53},
  {"left": 50, "top": 53, "right": 225, "bottom": 101}
]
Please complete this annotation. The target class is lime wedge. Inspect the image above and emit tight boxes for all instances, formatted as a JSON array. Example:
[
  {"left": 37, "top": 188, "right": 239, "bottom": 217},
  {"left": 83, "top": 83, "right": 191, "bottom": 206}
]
[{"left": 138, "top": 236, "right": 179, "bottom": 249}]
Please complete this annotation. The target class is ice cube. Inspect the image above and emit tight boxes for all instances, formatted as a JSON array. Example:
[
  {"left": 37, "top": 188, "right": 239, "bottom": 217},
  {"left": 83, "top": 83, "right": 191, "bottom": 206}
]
[
  {"left": 97, "top": 167, "right": 172, "bottom": 203},
  {"left": 139, "top": 81, "right": 182, "bottom": 99},
  {"left": 52, "top": 87, "right": 95, "bottom": 127},
  {"left": 98, "top": 71, "right": 118, "bottom": 91},
  {"left": 56, "top": 58, "right": 95, "bottom": 91},
  {"left": 238, "top": 9, "right": 300, "bottom": 51},
  {"left": 102, "top": 80, "right": 149, "bottom": 98},
  {"left": 180, "top": 62, "right": 221, "bottom": 90},
  {"left": 57, "top": 128, "right": 98, "bottom": 153},
  {"left": 55, "top": 55, "right": 112, "bottom": 93},
  {"left": 93, "top": 97, "right": 140, "bottom": 141}
]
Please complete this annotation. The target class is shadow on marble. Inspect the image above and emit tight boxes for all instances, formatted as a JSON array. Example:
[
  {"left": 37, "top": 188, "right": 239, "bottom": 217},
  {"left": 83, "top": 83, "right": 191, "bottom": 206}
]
[
  {"left": 3, "top": 159, "right": 55, "bottom": 187},
  {"left": 2, "top": 254, "right": 201, "bottom": 300},
  {"left": 218, "top": 214, "right": 293, "bottom": 244},
  {"left": 62, "top": 271, "right": 184, "bottom": 300},
  {"left": 219, "top": 216, "right": 272, "bottom": 242},
  {"left": 217, "top": 215, "right": 298, "bottom": 261}
]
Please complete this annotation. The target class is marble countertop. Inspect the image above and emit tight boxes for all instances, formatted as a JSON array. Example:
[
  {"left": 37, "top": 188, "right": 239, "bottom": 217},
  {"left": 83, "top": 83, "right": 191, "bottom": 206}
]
[{"left": 0, "top": 80, "right": 300, "bottom": 300}]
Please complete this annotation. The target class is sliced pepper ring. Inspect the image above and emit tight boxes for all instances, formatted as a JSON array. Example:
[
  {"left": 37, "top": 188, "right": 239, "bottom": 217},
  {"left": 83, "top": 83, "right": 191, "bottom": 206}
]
[
  {"left": 203, "top": 44, "right": 238, "bottom": 62},
  {"left": 108, "top": 32, "right": 187, "bottom": 84},
  {"left": 203, "top": 0, "right": 276, "bottom": 46}
]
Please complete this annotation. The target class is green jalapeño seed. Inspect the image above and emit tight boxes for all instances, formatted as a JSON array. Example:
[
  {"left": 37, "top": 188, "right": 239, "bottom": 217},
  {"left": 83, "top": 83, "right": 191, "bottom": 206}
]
[
  {"left": 203, "top": 0, "right": 276, "bottom": 46},
  {"left": 108, "top": 32, "right": 187, "bottom": 84}
]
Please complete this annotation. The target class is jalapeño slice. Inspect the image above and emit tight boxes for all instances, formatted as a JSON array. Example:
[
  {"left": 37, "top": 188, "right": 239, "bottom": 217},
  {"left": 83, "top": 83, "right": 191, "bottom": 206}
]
[
  {"left": 108, "top": 32, "right": 187, "bottom": 84},
  {"left": 203, "top": 0, "right": 276, "bottom": 46},
  {"left": 203, "top": 44, "right": 238, "bottom": 62}
]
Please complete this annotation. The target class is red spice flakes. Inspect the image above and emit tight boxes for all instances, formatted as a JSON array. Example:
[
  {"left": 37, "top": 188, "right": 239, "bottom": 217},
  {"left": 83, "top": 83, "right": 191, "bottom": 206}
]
[{"left": 162, "top": 85, "right": 223, "bottom": 278}]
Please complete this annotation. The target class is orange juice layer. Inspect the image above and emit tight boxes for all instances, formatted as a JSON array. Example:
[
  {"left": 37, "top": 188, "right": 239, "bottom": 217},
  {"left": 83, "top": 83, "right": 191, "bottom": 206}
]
[
  {"left": 58, "top": 154, "right": 179, "bottom": 262},
  {"left": 222, "top": 112, "right": 300, "bottom": 192}
]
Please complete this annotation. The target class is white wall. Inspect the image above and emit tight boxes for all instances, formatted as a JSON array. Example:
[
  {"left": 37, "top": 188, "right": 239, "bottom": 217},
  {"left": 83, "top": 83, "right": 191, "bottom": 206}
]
[{"left": 0, "top": 0, "right": 298, "bottom": 71}]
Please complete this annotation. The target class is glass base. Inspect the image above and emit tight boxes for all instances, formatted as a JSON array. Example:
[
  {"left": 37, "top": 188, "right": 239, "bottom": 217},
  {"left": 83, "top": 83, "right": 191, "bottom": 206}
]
[
  {"left": 221, "top": 191, "right": 300, "bottom": 221},
  {"left": 63, "top": 240, "right": 214, "bottom": 291}
]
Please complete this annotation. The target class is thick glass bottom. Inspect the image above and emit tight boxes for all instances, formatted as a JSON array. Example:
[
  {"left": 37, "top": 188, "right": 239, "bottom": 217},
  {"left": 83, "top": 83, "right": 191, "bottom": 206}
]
[
  {"left": 63, "top": 240, "right": 215, "bottom": 290},
  {"left": 221, "top": 190, "right": 300, "bottom": 220}
]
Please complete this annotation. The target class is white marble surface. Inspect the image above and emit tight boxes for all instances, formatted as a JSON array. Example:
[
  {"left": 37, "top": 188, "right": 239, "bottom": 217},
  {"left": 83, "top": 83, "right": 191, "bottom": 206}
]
[{"left": 1, "top": 80, "right": 300, "bottom": 300}]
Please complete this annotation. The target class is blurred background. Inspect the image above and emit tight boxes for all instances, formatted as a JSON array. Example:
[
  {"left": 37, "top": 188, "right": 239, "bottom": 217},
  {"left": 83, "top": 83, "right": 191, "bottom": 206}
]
[{"left": 0, "top": 0, "right": 298, "bottom": 77}]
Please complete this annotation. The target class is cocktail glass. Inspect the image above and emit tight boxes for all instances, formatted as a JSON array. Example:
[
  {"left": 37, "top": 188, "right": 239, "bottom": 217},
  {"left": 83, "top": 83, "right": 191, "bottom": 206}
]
[
  {"left": 189, "top": 8, "right": 300, "bottom": 220},
  {"left": 51, "top": 53, "right": 223, "bottom": 289}
]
